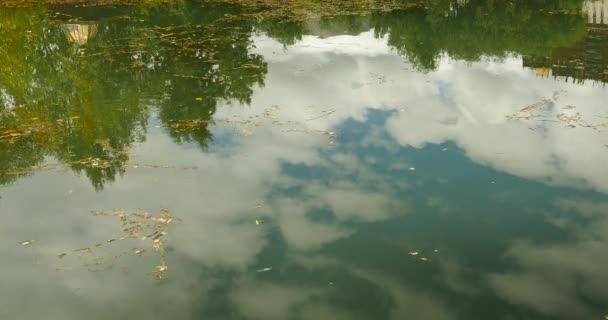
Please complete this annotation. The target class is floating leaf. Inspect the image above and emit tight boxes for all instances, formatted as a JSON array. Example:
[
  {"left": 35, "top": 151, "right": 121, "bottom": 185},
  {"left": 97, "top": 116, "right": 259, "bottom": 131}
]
[
  {"left": 255, "top": 219, "right": 264, "bottom": 225},
  {"left": 420, "top": 257, "right": 429, "bottom": 262},
  {"left": 73, "top": 247, "right": 92, "bottom": 254},
  {"left": 19, "top": 240, "right": 34, "bottom": 246},
  {"left": 408, "top": 251, "right": 419, "bottom": 256},
  {"left": 152, "top": 238, "right": 162, "bottom": 250},
  {"left": 256, "top": 267, "right": 272, "bottom": 272},
  {"left": 195, "top": 97, "right": 203, "bottom": 101},
  {"left": 239, "top": 128, "right": 252, "bottom": 136}
]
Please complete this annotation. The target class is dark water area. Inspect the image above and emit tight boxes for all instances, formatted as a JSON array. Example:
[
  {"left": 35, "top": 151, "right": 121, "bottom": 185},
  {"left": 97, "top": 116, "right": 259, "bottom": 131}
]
[{"left": 1, "top": 0, "right": 608, "bottom": 319}]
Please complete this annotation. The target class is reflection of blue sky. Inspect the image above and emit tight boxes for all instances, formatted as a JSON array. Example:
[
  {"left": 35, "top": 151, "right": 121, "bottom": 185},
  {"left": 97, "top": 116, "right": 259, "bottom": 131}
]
[{"left": 2, "top": 29, "right": 608, "bottom": 320}]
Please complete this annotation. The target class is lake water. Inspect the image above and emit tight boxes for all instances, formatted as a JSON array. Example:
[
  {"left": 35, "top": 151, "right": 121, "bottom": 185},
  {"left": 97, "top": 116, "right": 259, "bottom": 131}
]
[{"left": 1, "top": 1, "right": 608, "bottom": 319}]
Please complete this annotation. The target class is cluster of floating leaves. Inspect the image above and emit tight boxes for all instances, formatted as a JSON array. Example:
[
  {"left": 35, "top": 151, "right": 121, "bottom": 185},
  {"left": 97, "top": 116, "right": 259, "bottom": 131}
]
[
  {"left": 0, "top": 157, "right": 196, "bottom": 178},
  {"left": 219, "top": 0, "right": 425, "bottom": 21},
  {"left": 0, "top": 121, "right": 48, "bottom": 144},
  {"left": 507, "top": 93, "right": 608, "bottom": 130},
  {"left": 93, "top": 208, "right": 175, "bottom": 279},
  {"left": 168, "top": 119, "right": 213, "bottom": 132},
  {"left": 408, "top": 249, "right": 439, "bottom": 262},
  {"left": 0, "top": 115, "right": 83, "bottom": 144},
  {"left": 167, "top": 104, "right": 337, "bottom": 143},
  {"left": 1, "top": 138, "right": 196, "bottom": 177},
  {"left": 0, "top": 0, "right": 174, "bottom": 8},
  {"left": 41, "top": 208, "right": 178, "bottom": 279}
]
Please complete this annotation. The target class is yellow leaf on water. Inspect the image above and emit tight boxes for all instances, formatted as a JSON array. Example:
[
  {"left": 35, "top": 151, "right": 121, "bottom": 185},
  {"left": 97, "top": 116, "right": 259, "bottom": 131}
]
[
  {"left": 70, "top": 116, "right": 80, "bottom": 119},
  {"left": 9, "top": 133, "right": 22, "bottom": 137},
  {"left": 195, "top": 97, "right": 203, "bottom": 101}
]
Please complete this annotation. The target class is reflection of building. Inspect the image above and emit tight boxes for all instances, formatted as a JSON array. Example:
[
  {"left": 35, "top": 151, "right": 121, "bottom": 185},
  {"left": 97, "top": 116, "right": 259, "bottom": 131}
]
[
  {"left": 61, "top": 23, "right": 98, "bottom": 46},
  {"left": 523, "top": 0, "right": 608, "bottom": 84},
  {"left": 584, "top": 0, "right": 607, "bottom": 25}
]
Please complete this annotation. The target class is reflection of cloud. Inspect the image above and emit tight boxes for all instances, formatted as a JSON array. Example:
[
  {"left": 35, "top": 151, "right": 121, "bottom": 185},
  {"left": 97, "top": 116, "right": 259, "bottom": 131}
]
[
  {"left": 288, "top": 254, "right": 456, "bottom": 320},
  {"left": 276, "top": 199, "right": 355, "bottom": 251},
  {"left": 349, "top": 269, "right": 455, "bottom": 320},
  {"left": 250, "top": 34, "right": 608, "bottom": 194},
  {"left": 487, "top": 198, "right": 608, "bottom": 319},
  {"left": 437, "top": 258, "right": 481, "bottom": 296},
  {"left": 231, "top": 279, "right": 325, "bottom": 320},
  {"left": 3, "top": 27, "right": 608, "bottom": 320}
]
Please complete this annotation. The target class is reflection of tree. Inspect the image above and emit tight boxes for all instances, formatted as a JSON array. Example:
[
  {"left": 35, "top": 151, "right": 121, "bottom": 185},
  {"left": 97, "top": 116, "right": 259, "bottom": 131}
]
[
  {"left": 372, "top": 0, "right": 588, "bottom": 70},
  {"left": 0, "top": 0, "right": 593, "bottom": 189},
  {"left": 150, "top": 10, "right": 267, "bottom": 149},
  {"left": 0, "top": 7, "right": 148, "bottom": 190},
  {"left": 0, "top": 2, "right": 267, "bottom": 188},
  {"left": 252, "top": 0, "right": 589, "bottom": 71}
]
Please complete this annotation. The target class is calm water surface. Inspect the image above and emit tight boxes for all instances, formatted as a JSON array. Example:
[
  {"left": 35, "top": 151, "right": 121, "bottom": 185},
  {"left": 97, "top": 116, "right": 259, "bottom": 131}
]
[{"left": 1, "top": 1, "right": 608, "bottom": 319}]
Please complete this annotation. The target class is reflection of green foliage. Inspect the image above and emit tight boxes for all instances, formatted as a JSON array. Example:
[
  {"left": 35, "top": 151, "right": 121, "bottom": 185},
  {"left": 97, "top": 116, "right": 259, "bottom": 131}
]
[
  {"left": 373, "top": 0, "right": 588, "bottom": 70},
  {"left": 0, "top": 139, "right": 44, "bottom": 185},
  {"left": 254, "top": 0, "right": 588, "bottom": 71},
  {"left": 0, "top": 0, "right": 593, "bottom": 189},
  {"left": 0, "top": 6, "right": 148, "bottom": 190},
  {"left": 257, "top": 19, "right": 305, "bottom": 46},
  {"left": 0, "top": 2, "right": 267, "bottom": 188}
]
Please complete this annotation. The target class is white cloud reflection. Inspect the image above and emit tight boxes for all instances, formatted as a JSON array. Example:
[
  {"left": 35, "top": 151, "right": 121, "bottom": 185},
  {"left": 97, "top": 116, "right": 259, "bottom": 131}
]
[{"left": 1, "top": 28, "right": 607, "bottom": 320}]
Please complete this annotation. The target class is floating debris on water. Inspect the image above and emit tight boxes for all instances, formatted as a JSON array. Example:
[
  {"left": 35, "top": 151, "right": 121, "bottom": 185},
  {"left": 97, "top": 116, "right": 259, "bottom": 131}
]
[
  {"left": 73, "top": 248, "right": 92, "bottom": 254},
  {"left": 255, "top": 219, "right": 264, "bottom": 225},
  {"left": 420, "top": 257, "right": 429, "bottom": 262},
  {"left": 19, "top": 240, "right": 35, "bottom": 246},
  {"left": 256, "top": 267, "right": 272, "bottom": 272},
  {"left": 239, "top": 128, "right": 253, "bottom": 136},
  {"left": 53, "top": 208, "right": 179, "bottom": 280},
  {"left": 408, "top": 251, "right": 419, "bottom": 256}
]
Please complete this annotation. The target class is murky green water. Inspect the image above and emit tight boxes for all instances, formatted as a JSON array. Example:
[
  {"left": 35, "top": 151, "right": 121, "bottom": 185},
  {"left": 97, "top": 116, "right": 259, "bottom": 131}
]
[{"left": 1, "top": 0, "right": 608, "bottom": 319}]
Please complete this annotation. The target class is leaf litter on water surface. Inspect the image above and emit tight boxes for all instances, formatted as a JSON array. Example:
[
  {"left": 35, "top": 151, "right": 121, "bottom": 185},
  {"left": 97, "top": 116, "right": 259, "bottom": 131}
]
[
  {"left": 19, "top": 240, "right": 35, "bottom": 246},
  {"left": 31, "top": 208, "right": 178, "bottom": 280}
]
